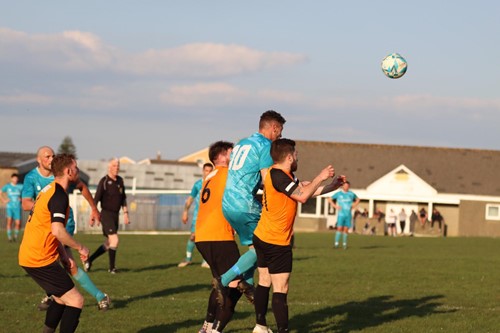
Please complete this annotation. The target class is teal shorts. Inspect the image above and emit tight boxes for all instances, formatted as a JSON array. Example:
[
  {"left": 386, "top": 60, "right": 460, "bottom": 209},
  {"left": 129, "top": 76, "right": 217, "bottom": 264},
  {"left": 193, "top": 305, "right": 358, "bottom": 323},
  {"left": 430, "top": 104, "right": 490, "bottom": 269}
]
[
  {"left": 6, "top": 204, "right": 22, "bottom": 220},
  {"left": 336, "top": 214, "right": 352, "bottom": 228},
  {"left": 223, "top": 210, "right": 260, "bottom": 246}
]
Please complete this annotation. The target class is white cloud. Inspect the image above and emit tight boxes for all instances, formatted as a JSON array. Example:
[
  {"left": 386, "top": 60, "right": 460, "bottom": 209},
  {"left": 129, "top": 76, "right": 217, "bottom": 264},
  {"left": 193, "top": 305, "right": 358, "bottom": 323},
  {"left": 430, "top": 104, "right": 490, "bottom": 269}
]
[
  {"left": 0, "top": 27, "right": 307, "bottom": 77},
  {"left": 160, "top": 82, "right": 248, "bottom": 107}
]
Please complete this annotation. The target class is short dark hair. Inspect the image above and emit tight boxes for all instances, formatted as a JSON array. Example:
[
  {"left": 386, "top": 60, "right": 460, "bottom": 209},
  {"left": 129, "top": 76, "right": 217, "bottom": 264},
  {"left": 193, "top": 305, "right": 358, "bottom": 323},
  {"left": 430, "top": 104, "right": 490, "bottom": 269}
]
[
  {"left": 202, "top": 162, "right": 213, "bottom": 170},
  {"left": 51, "top": 154, "right": 76, "bottom": 177},
  {"left": 208, "top": 141, "right": 234, "bottom": 164},
  {"left": 271, "top": 138, "right": 295, "bottom": 163},
  {"left": 259, "top": 110, "right": 286, "bottom": 129},
  {"left": 11, "top": 173, "right": 19, "bottom": 178}
]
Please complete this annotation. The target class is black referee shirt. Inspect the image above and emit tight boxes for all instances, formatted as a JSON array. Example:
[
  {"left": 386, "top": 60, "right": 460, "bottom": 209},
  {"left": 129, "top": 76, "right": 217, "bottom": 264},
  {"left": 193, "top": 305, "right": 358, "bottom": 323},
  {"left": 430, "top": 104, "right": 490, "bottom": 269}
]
[{"left": 94, "top": 175, "right": 127, "bottom": 212}]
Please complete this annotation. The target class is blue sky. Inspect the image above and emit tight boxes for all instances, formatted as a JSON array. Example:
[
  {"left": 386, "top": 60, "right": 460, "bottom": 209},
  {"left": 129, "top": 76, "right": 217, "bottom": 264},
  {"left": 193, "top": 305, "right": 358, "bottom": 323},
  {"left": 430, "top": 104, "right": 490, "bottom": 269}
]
[{"left": 1, "top": 1, "right": 499, "bottom": 160}]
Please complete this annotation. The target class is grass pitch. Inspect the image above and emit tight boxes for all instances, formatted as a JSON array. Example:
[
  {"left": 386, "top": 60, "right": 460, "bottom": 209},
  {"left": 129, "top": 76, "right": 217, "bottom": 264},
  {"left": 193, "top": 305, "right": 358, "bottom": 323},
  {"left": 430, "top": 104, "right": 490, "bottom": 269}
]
[{"left": 1, "top": 233, "right": 499, "bottom": 332}]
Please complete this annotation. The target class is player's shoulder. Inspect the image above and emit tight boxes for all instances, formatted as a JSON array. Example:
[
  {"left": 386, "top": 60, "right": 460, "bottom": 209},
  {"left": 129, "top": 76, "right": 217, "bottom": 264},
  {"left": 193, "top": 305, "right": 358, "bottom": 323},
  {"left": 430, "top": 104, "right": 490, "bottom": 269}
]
[
  {"left": 24, "top": 168, "right": 37, "bottom": 180},
  {"left": 241, "top": 132, "right": 270, "bottom": 147}
]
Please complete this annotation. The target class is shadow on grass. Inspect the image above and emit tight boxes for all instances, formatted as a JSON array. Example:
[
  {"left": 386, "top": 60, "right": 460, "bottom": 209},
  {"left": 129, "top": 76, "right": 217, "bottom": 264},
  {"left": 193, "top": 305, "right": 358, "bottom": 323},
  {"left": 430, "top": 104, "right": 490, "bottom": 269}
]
[
  {"left": 293, "top": 294, "right": 454, "bottom": 333},
  {"left": 112, "top": 283, "right": 208, "bottom": 309},
  {"left": 136, "top": 307, "right": 254, "bottom": 333},
  {"left": 131, "top": 263, "right": 177, "bottom": 272}
]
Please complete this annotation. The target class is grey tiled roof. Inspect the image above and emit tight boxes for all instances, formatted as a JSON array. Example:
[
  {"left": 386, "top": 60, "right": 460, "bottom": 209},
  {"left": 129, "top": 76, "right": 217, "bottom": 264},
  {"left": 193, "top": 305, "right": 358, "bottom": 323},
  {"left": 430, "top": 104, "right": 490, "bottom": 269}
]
[
  {"left": 294, "top": 141, "right": 500, "bottom": 196},
  {"left": 0, "top": 152, "right": 36, "bottom": 168}
]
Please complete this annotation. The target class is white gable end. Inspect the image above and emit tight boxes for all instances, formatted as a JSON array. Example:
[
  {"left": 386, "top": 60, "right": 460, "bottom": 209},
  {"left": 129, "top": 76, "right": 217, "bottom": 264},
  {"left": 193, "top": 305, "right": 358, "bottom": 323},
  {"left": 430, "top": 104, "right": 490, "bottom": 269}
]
[{"left": 366, "top": 164, "right": 437, "bottom": 196}]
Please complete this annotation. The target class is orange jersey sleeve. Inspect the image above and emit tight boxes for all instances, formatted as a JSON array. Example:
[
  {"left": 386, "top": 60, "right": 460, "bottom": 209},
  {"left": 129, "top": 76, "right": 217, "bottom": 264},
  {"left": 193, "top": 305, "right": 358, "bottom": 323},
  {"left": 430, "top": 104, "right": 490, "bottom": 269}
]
[
  {"left": 195, "top": 166, "right": 235, "bottom": 242},
  {"left": 254, "top": 167, "right": 298, "bottom": 246},
  {"left": 19, "top": 182, "right": 69, "bottom": 267}
]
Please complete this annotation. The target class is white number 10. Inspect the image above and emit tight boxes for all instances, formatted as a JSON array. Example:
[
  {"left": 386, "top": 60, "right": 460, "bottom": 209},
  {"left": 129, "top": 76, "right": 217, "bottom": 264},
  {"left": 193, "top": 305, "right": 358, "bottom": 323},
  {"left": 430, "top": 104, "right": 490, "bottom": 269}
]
[{"left": 229, "top": 144, "right": 251, "bottom": 171}]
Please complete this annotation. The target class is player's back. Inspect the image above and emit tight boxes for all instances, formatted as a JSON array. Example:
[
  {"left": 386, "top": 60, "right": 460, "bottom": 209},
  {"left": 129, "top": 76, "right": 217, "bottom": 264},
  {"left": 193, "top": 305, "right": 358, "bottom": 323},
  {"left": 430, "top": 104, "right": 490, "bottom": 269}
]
[{"left": 222, "top": 132, "right": 273, "bottom": 216}]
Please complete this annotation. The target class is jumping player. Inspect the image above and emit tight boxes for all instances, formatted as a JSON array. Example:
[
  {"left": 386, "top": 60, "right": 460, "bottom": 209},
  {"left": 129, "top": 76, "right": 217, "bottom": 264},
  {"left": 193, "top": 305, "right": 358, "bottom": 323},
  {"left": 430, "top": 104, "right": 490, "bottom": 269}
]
[
  {"left": 252, "top": 139, "right": 344, "bottom": 333},
  {"left": 213, "top": 110, "right": 286, "bottom": 305}
]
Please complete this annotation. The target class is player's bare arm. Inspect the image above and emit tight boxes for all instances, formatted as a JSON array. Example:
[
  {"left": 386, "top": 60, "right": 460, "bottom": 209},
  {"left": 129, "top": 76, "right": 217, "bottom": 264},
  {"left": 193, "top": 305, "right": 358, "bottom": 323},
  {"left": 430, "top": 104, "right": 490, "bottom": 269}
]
[
  {"left": 75, "top": 180, "right": 101, "bottom": 226},
  {"left": 22, "top": 198, "right": 35, "bottom": 211},
  {"left": 316, "top": 175, "right": 346, "bottom": 197},
  {"left": 182, "top": 196, "right": 194, "bottom": 223},
  {"left": 51, "top": 222, "right": 89, "bottom": 261},
  {"left": 291, "top": 165, "right": 334, "bottom": 203}
]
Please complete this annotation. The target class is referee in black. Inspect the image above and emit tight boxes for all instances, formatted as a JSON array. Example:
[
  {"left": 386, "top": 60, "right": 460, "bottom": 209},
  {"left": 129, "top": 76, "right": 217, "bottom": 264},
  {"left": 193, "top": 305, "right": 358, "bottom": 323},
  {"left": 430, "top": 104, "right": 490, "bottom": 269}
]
[{"left": 84, "top": 158, "right": 130, "bottom": 274}]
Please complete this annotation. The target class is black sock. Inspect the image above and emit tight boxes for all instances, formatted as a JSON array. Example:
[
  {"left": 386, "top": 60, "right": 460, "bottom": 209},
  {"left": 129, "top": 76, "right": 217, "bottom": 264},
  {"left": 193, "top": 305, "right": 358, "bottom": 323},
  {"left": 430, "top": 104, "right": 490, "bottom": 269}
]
[
  {"left": 108, "top": 247, "right": 117, "bottom": 270},
  {"left": 254, "top": 285, "right": 271, "bottom": 326},
  {"left": 44, "top": 301, "right": 66, "bottom": 330},
  {"left": 272, "top": 292, "right": 289, "bottom": 333},
  {"left": 89, "top": 244, "right": 107, "bottom": 263},
  {"left": 205, "top": 289, "right": 217, "bottom": 323},
  {"left": 212, "top": 287, "right": 242, "bottom": 332},
  {"left": 59, "top": 306, "right": 82, "bottom": 333}
]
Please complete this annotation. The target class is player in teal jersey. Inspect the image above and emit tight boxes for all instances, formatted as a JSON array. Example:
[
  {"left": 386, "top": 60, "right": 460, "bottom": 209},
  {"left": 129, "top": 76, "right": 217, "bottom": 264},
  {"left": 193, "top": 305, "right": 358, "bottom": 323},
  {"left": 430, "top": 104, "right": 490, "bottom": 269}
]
[
  {"left": 327, "top": 181, "right": 360, "bottom": 249},
  {"left": 178, "top": 162, "right": 213, "bottom": 268},
  {"left": 1, "top": 173, "right": 23, "bottom": 241},
  {"left": 22, "top": 146, "right": 109, "bottom": 311},
  {"left": 214, "top": 110, "right": 286, "bottom": 306}
]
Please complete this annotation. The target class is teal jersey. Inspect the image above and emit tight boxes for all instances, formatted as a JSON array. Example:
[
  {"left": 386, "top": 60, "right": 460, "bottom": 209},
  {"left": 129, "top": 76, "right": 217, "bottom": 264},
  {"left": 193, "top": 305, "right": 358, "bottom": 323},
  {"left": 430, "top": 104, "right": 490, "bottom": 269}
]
[
  {"left": 190, "top": 179, "right": 203, "bottom": 224},
  {"left": 332, "top": 190, "right": 358, "bottom": 216},
  {"left": 222, "top": 132, "right": 273, "bottom": 218},
  {"left": 22, "top": 168, "right": 54, "bottom": 200},
  {"left": 1, "top": 183, "right": 23, "bottom": 208}
]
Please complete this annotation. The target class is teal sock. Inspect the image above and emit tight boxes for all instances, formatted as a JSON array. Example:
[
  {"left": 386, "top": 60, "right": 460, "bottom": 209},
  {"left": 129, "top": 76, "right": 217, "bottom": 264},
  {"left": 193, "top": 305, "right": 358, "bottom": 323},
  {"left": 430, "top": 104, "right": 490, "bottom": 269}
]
[
  {"left": 221, "top": 249, "right": 257, "bottom": 286},
  {"left": 7, "top": 230, "right": 12, "bottom": 239},
  {"left": 186, "top": 240, "right": 195, "bottom": 261},
  {"left": 14, "top": 229, "right": 19, "bottom": 239},
  {"left": 334, "top": 232, "right": 341, "bottom": 245},
  {"left": 343, "top": 233, "right": 348, "bottom": 245},
  {"left": 74, "top": 268, "right": 106, "bottom": 302}
]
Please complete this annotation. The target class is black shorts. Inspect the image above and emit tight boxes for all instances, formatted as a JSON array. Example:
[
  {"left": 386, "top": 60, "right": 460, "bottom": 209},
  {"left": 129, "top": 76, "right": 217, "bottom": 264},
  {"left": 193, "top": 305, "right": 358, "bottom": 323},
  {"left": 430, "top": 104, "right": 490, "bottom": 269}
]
[
  {"left": 22, "top": 261, "right": 74, "bottom": 297},
  {"left": 253, "top": 234, "right": 292, "bottom": 274},
  {"left": 196, "top": 241, "right": 240, "bottom": 278},
  {"left": 101, "top": 210, "right": 119, "bottom": 236}
]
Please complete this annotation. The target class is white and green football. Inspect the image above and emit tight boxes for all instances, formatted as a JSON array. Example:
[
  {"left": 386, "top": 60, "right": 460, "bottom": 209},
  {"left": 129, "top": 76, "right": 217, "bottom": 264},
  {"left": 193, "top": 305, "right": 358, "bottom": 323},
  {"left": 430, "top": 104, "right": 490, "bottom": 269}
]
[{"left": 381, "top": 53, "right": 408, "bottom": 79}]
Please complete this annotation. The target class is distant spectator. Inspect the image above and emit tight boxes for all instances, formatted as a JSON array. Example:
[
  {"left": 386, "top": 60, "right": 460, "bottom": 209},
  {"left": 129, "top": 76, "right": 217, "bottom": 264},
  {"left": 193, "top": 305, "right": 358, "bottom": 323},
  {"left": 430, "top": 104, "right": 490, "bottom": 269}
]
[
  {"left": 398, "top": 209, "right": 407, "bottom": 235},
  {"left": 385, "top": 209, "right": 397, "bottom": 236},
  {"left": 419, "top": 208, "right": 428, "bottom": 227},
  {"left": 375, "top": 209, "right": 385, "bottom": 223},
  {"left": 431, "top": 208, "right": 444, "bottom": 232},
  {"left": 409, "top": 210, "right": 418, "bottom": 235}
]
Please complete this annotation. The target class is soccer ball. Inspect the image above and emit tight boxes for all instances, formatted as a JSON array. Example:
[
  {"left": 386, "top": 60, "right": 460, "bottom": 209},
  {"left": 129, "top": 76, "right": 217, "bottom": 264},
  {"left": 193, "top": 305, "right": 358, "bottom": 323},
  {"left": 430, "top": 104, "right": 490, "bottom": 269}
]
[{"left": 381, "top": 53, "right": 408, "bottom": 79}]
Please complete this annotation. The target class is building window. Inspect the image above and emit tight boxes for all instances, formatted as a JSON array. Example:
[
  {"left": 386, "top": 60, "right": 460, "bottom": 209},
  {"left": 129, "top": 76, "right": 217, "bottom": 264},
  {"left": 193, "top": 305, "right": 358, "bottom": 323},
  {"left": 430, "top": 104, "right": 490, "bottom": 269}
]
[{"left": 485, "top": 204, "right": 500, "bottom": 221}]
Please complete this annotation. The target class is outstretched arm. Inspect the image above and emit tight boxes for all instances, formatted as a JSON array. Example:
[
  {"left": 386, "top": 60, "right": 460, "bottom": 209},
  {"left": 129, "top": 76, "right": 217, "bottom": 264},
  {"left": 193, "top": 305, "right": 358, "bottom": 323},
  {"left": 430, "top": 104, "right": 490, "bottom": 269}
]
[
  {"left": 290, "top": 165, "right": 335, "bottom": 204},
  {"left": 75, "top": 180, "right": 100, "bottom": 226},
  {"left": 315, "top": 175, "right": 346, "bottom": 197}
]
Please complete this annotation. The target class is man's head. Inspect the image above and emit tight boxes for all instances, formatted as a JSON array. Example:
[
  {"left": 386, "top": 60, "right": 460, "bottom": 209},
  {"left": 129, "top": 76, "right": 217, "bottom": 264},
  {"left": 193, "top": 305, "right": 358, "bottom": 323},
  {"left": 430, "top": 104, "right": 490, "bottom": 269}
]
[
  {"left": 271, "top": 138, "right": 298, "bottom": 172},
  {"left": 36, "top": 146, "right": 55, "bottom": 173},
  {"left": 108, "top": 158, "right": 120, "bottom": 178},
  {"left": 202, "top": 162, "right": 214, "bottom": 179},
  {"left": 51, "top": 154, "right": 79, "bottom": 182},
  {"left": 259, "top": 110, "right": 286, "bottom": 142},
  {"left": 342, "top": 181, "right": 350, "bottom": 192},
  {"left": 10, "top": 173, "right": 19, "bottom": 184},
  {"left": 208, "top": 141, "right": 233, "bottom": 167}
]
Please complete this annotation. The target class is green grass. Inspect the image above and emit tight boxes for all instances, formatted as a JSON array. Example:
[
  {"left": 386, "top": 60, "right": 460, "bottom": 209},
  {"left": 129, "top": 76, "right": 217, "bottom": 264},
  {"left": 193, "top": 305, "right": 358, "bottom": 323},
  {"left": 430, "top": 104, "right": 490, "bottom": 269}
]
[{"left": 1, "top": 233, "right": 499, "bottom": 332}]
